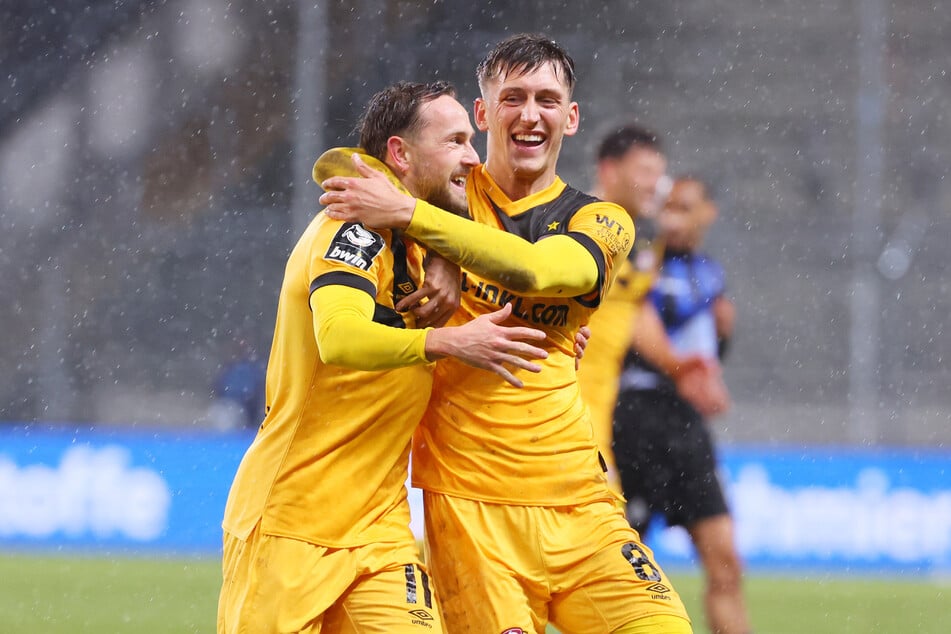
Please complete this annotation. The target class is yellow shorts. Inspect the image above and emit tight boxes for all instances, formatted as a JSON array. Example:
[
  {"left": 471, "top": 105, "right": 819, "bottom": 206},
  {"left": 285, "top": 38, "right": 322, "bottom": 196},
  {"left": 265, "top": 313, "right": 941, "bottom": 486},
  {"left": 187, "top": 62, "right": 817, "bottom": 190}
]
[
  {"left": 423, "top": 492, "right": 691, "bottom": 634},
  {"left": 217, "top": 523, "right": 444, "bottom": 634}
]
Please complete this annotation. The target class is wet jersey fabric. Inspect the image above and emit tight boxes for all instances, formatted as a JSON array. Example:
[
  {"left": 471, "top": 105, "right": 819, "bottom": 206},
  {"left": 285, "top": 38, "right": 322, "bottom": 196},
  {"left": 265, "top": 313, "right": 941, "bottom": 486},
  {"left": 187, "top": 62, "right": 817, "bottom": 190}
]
[
  {"left": 222, "top": 149, "right": 433, "bottom": 549},
  {"left": 412, "top": 164, "right": 634, "bottom": 505}
]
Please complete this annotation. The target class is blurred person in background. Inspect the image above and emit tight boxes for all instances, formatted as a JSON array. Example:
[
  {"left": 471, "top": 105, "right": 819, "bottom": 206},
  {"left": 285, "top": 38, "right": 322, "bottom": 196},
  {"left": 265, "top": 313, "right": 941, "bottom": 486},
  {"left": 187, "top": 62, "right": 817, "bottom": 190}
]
[
  {"left": 578, "top": 124, "right": 727, "bottom": 495},
  {"left": 207, "top": 338, "right": 266, "bottom": 431},
  {"left": 578, "top": 123, "right": 664, "bottom": 493},
  {"left": 217, "top": 80, "right": 550, "bottom": 634},
  {"left": 321, "top": 33, "right": 692, "bottom": 634},
  {"left": 613, "top": 177, "right": 750, "bottom": 634}
]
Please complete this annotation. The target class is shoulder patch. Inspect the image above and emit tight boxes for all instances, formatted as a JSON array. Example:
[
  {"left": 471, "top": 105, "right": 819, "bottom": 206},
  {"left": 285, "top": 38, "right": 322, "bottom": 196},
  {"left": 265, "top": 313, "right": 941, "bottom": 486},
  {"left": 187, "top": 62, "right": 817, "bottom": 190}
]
[{"left": 324, "top": 223, "right": 385, "bottom": 271}]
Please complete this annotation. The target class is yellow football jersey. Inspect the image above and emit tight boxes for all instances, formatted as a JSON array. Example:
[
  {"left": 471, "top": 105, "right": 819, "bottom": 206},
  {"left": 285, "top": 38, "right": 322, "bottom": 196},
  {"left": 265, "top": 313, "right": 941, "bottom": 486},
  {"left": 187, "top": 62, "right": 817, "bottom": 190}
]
[
  {"left": 222, "top": 186, "right": 433, "bottom": 548},
  {"left": 412, "top": 165, "right": 634, "bottom": 505},
  {"left": 577, "top": 231, "right": 662, "bottom": 491}
]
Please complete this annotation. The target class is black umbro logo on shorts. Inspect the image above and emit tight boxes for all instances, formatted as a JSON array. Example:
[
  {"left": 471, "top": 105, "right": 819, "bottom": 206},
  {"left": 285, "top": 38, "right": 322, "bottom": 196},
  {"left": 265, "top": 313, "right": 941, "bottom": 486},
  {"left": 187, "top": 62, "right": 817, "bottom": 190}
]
[
  {"left": 646, "top": 582, "right": 670, "bottom": 594},
  {"left": 325, "top": 223, "right": 384, "bottom": 271},
  {"left": 408, "top": 609, "right": 433, "bottom": 620}
]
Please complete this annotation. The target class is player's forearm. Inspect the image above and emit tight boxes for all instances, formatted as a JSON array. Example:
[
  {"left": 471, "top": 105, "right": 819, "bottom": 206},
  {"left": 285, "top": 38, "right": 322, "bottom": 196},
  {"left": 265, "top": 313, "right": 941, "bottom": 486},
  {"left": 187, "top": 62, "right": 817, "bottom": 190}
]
[
  {"left": 312, "top": 286, "right": 430, "bottom": 370},
  {"left": 407, "top": 200, "right": 598, "bottom": 296}
]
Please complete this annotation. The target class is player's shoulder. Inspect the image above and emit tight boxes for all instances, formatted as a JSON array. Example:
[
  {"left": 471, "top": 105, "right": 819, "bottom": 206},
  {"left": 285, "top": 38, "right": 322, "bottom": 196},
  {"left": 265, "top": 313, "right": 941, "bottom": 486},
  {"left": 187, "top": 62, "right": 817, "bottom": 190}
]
[
  {"left": 561, "top": 184, "right": 625, "bottom": 215},
  {"left": 558, "top": 184, "right": 601, "bottom": 208},
  {"left": 292, "top": 214, "right": 393, "bottom": 272},
  {"left": 552, "top": 182, "right": 623, "bottom": 215},
  {"left": 573, "top": 191, "right": 634, "bottom": 235},
  {"left": 569, "top": 192, "right": 634, "bottom": 259}
]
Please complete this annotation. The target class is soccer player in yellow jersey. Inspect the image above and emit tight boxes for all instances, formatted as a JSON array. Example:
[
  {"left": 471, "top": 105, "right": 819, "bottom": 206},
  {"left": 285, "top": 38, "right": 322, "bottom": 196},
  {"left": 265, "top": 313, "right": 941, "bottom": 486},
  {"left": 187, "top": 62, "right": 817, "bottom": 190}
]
[
  {"left": 216, "top": 81, "right": 550, "bottom": 634},
  {"left": 320, "top": 34, "right": 692, "bottom": 634}
]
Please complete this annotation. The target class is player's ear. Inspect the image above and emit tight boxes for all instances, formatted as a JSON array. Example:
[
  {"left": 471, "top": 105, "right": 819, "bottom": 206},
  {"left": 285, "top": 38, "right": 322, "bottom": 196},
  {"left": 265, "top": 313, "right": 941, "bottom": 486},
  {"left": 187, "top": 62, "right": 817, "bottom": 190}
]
[
  {"left": 386, "top": 136, "right": 411, "bottom": 174},
  {"left": 564, "top": 101, "right": 580, "bottom": 137},
  {"left": 473, "top": 98, "right": 489, "bottom": 132}
]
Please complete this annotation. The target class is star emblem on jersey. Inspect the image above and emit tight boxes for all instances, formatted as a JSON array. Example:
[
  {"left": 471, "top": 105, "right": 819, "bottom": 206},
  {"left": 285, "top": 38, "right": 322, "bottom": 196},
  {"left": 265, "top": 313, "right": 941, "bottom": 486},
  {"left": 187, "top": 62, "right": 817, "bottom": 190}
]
[{"left": 547, "top": 221, "right": 560, "bottom": 231}]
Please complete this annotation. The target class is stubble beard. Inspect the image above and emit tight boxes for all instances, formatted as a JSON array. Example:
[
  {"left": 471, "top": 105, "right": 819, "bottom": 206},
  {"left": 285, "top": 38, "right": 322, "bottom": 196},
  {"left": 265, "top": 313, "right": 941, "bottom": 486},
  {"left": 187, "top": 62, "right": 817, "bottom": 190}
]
[{"left": 423, "top": 183, "right": 468, "bottom": 216}]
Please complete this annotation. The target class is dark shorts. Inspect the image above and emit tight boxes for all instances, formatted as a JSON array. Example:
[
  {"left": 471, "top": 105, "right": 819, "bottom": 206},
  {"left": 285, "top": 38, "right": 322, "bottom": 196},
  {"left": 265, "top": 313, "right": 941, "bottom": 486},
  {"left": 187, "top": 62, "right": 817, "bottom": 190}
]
[{"left": 612, "top": 388, "right": 728, "bottom": 534}]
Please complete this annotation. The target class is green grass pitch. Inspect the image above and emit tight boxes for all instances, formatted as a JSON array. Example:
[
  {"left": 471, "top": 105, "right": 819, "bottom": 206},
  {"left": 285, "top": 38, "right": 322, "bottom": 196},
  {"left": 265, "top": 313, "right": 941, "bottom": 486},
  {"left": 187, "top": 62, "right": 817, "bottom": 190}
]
[{"left": 1, "top": 554, "right": 947, "bottom": 633}]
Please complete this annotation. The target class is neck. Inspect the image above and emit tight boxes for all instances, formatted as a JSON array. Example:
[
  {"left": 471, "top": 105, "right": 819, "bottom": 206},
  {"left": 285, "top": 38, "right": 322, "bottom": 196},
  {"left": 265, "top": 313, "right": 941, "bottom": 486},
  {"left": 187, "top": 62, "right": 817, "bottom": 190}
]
[{"left": 484, "top": 160, "right": 557, "bottom": 201}]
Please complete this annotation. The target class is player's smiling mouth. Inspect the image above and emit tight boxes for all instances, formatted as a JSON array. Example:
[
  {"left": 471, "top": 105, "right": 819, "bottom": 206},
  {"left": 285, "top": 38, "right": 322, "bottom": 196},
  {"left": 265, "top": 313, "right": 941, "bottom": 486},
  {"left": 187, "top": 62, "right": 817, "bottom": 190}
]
[{"left": 512, "top": 132, "right": 545, "bottom": 148}]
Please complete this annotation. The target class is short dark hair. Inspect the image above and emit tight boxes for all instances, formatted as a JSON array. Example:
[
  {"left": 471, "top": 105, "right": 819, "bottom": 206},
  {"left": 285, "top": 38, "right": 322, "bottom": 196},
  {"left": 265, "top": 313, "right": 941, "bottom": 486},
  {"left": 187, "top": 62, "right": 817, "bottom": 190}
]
[
  {"left": 476, "top": 33, "right": 576, "bottom": 95},
  {"left": 597, "top": 123, "right": 662, "bottom": 161},
  {"left": 357, "top": 80, "right": 457, "bottom": 162}
]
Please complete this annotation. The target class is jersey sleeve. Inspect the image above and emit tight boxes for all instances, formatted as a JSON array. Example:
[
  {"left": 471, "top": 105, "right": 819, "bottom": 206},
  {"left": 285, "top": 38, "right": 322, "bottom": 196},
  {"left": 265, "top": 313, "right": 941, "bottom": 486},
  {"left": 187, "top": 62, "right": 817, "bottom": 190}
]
[
  {"left": 564, "top": 201, "right": 635, "bottom": 305},
  {"left": 310, "top": 284, "right": 430, "bottom": 369},
  {"left": 407, "top": 199, "right": 606, "bottom": 297},
  {"left": 306, "top": 218, "right": 430, "bottom": 370},
  {"left": 308, "top": 220, "right": 385, "bottom": 291}
]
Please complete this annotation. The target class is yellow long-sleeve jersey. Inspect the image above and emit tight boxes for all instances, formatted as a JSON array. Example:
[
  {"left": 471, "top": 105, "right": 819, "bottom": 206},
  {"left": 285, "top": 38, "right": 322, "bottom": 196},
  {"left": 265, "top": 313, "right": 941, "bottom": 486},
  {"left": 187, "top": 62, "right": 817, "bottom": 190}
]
[
  {"left": 222, "top": 149, "right": 434, "bottom": 548},
  {"left": 410, "top": 165, "right": 634, "bottom": 505}
]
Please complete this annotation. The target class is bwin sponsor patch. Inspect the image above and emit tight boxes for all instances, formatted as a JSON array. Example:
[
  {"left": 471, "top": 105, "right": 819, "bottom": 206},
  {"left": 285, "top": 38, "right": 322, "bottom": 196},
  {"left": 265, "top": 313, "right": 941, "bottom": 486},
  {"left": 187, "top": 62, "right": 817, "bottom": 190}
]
[{"left": 325, "top": 223, "right": 385, "bottom": 271}]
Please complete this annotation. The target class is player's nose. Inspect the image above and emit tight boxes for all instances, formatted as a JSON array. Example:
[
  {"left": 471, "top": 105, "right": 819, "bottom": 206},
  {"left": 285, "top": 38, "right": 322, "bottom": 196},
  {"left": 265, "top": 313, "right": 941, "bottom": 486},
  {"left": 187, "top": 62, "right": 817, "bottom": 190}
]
[
  {"left": 520, "top": 99, "right": 540, "bottom": 124},
  {"left": 462, "top": 142, "right": 480, "bottom": 166}
]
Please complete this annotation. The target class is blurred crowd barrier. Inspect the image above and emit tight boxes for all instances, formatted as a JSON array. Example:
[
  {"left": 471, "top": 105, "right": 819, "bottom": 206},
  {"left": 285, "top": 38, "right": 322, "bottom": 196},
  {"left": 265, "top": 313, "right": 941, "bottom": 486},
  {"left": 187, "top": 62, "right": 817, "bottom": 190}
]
[{"left": 1, "top": 425, "right": 948, "bottom": 576}]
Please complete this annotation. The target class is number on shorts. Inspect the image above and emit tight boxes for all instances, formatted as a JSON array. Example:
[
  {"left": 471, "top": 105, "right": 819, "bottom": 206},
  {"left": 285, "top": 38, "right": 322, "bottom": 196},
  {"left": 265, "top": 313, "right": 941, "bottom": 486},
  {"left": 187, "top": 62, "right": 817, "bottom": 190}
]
[{"left": 621, "top": 542, "right": 662, "bottom": 582}]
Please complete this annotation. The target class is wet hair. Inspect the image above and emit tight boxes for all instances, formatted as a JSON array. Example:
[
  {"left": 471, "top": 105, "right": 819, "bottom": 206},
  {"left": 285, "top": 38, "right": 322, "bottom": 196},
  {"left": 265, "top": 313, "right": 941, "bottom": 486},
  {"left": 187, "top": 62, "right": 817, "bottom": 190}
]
[
  {"left": 597, "top": 123, "right": 662, "bottom": 161},
  {"left": 476, "top": 33, "right": 576, "bottom": 95},
  {"left": 357, "top": 80, "right": 457, "bottom": 162}
]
